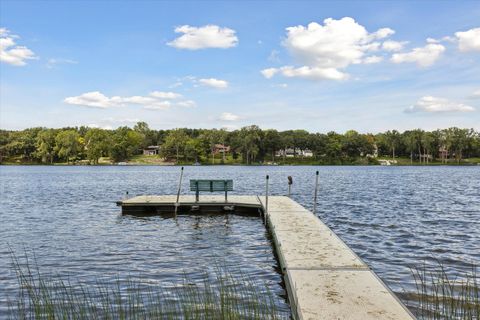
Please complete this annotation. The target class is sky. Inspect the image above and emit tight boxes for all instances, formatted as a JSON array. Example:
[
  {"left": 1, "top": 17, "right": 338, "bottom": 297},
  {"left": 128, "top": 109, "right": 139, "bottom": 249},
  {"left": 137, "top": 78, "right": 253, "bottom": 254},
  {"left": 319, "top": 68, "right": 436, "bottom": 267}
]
[{"left": 1, "top": 0, "right": 479, "bottom": 133}]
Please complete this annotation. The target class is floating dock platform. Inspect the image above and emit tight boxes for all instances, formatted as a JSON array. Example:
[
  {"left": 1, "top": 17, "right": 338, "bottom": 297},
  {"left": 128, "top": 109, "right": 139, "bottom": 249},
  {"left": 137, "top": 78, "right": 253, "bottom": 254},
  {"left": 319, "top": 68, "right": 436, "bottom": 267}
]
[{"left": 117, "top": 195, "right": 415, "bottom": 320}]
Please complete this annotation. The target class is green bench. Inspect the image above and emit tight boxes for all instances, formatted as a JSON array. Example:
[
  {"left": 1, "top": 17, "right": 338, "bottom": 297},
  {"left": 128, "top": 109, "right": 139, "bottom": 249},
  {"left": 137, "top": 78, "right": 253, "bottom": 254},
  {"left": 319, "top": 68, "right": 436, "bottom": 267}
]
[{"left": 190, "top": 179, "right": 233, "bottom": 202}]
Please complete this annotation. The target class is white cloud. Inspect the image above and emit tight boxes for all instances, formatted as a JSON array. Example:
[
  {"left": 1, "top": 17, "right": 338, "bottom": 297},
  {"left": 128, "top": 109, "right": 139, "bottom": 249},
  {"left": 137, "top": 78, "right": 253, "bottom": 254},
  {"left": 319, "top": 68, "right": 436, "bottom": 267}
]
[
  {"left": 405, "top": 96, "right": 475, "bottom": 113},
  {"left": 64, "top": 91, "right": 194, "bottom": 110},
  {"left": 64, "top": 91, "right": 118, "bottom": 108},
  {"left": 382, "top": 40, "right": 408, "bottom": 52},
  {"left": 219, "top": 112, "right": 240, "bottom": 121},
  {"left": 176, "top": 100, "right": 196, "bottom": 108},
  {"left": 261, "top": 68, "right": 278, "bottom": 79},
  {"left": 198, "top": 78, "right": 229, "bottom": 88},
  {"left": 471, "top": 89, "right": 480, "bottom": 98},
  {"left": 371, "top": 28, "right": 395, "bottom": 39},
  {"left": 167, "top": 25, "right": 238, "bottom": 50},
  {"left": 149, "top": 91, "right": 182, "bottom": 99},
  {"left": 263, "top": 17, "right": 396, "bottom": 81},
  {"left": 363, "top": 55, "right": 383, "bottom": 64},
  {"left": 0, "top": 27, "right": 37, "bottom": 66},
  {"left": 46, "top": 58, "right": 78, "bottom": 69},
  {"left": 142, "top": 101, "right": 172, "bottom": 110},
  {"left": 262, "top": 65, "right": 348, "bottom": 81},
  {"left": 391, "top": 43, "right": 445, "bottom": 67},
  {"left": 455, "top": 27, "right": 480, "bottom": 52}
]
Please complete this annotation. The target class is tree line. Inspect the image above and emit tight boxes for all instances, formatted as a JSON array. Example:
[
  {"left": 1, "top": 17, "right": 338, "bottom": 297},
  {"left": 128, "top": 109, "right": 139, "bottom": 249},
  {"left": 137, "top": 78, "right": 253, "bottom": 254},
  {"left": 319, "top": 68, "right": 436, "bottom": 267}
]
[{"left": 1, "top": 122, "right": 479, "bottom": 165}]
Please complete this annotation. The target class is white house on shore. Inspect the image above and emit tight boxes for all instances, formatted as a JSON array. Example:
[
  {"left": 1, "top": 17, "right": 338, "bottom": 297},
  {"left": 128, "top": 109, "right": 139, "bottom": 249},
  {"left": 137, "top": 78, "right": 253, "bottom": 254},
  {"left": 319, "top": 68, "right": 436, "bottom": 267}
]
[{"left": 275, "top": 148, "right": 313, "bottom": 158}]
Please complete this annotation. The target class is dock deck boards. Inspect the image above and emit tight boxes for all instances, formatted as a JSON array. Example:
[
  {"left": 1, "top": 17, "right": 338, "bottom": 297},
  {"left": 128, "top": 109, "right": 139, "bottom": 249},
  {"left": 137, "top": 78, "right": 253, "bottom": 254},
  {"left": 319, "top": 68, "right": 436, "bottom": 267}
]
[{"left": 118, "top": 195, "right": 414, "bottom": 320}]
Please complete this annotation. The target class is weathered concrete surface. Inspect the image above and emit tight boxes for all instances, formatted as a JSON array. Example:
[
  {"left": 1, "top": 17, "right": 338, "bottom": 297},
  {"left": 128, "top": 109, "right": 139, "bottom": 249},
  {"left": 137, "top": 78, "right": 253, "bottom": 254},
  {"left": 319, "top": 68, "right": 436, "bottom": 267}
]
[
  {"left": 120, "top": 195, "right": 262, "bottom": 206},
  {"left": 286, "top": 269, "right": 414, "bottom": 320},
  {"left": 263, "top": 196, "right": 414, "bottom": 320}
]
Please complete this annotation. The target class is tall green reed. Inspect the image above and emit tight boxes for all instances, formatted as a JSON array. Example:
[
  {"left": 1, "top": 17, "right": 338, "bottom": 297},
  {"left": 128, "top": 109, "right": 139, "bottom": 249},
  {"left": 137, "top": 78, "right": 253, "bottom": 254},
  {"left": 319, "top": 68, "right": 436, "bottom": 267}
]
[
  {"left": 410, "top": 262, "right": 479, "bottom": 319},
  {"left": 7, "top": 252, "right": 289, "bottom": 320}
]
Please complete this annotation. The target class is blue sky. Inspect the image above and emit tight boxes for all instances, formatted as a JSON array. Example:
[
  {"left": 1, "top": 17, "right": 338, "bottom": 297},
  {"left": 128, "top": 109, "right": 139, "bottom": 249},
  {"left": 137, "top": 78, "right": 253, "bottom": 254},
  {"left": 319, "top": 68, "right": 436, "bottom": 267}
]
[{"left": 1, "top": 0, "right": 479, "bottom": 132}]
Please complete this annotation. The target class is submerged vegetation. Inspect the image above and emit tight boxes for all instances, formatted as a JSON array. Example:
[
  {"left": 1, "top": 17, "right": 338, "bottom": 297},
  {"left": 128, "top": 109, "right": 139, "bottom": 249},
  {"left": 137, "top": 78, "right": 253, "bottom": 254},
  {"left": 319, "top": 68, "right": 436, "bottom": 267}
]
[
  {"left": 409, "top": 263, "right": 479, "bottom": 319},
  {"left": 1, "top": 122, "right": 479, "bottom": 165},
  {"left": 7, "top": 253, "right": 288, "bottom": 320}
]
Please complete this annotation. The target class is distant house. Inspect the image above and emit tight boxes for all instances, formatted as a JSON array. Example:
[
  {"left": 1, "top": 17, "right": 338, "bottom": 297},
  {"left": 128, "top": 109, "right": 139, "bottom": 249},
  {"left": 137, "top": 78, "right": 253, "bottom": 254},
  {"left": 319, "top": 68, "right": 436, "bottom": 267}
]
[
  {"left": 275, "top": 148, "right": 313, "bottom": 158},
  {"left": 143, "top": 146, "right": 160, "bottom": 155},
  {"left": 213, "top": 144, "right": 230, "bottom": 154},
  {"left": 439, "top": 147, "right": 448, "bottom": 159}
]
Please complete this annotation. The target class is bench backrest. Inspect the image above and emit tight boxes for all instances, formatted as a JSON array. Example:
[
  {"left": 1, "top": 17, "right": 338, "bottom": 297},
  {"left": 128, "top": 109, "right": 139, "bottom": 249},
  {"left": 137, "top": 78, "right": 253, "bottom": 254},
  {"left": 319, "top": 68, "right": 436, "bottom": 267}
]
[{"left": 190, "top": 180, "right": 233, "bottom": 192}]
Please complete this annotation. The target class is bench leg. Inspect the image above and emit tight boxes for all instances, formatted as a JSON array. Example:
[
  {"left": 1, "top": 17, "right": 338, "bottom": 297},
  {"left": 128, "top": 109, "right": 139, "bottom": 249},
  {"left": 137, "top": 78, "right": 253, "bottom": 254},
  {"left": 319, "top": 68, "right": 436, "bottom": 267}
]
[
  {"left": 225, "top": 190, "right": 228, "bottom": 202},
  {"left": 196, "top": 189, "right": 199, "bottom": 202}
]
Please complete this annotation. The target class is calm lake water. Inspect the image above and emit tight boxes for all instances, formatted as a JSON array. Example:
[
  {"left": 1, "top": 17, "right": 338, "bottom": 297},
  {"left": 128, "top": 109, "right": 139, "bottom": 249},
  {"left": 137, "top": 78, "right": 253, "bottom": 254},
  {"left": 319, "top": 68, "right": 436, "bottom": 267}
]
[{"left": 1, "top": 165, "right": 479, "bottom": 317}]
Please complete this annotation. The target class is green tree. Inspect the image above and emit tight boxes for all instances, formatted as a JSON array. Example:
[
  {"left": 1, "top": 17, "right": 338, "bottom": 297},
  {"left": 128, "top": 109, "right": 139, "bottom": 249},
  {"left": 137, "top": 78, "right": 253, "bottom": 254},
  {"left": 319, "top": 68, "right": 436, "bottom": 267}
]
[
  {"left": 35, "top": 129, "right": 57, "bottom": 163},
  {"left": 110, "top": 127, "right": 144, "bottom": 162},
  {"left": 263, "top": 129, "right": 281, "bottom": 161},
  {"left": 342, "top": 130, "right": 374, "bottom": 159},
  {"left": 134, "top": 121, "right": 157, "bottom": 148},
  {"left": 55, "top": 130, "right": 80, "bottom": 163},
  {"left": 384, "top": 130, "right": 401, "bottom": 159},
  {"left": 325, "top": 132, "right": 343, "bottom": 162},
  {"left": 291, "top": 130, "right": 310, "bottom": 157},
  {"left": 85, "top": 128, "right": 111, "bottom": 164},
  {"left": 421, "top": 131, "right": 435, "bottom": 164},
  {"left": 450, "top": 127, "right": 470, "bottom": 164},
  {"left": 185, "top": 138, "right": 204, "bottom": 162},
  {"left": 161, "top": 129, "right": 189, "bottom": 163},
  {"left": 233, "top": 126, "right": 261, "bottom": 164}
]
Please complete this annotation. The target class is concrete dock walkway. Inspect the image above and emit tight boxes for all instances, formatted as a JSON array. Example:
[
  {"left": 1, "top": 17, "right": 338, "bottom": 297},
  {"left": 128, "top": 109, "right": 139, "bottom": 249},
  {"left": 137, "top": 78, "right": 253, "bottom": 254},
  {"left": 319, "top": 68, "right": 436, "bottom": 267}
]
[
  {"left": 262, "top": 196, "right": 414, "bottom": 320},
  {"left": 118, "top": 195, "right": 415, "bottom": 320}
]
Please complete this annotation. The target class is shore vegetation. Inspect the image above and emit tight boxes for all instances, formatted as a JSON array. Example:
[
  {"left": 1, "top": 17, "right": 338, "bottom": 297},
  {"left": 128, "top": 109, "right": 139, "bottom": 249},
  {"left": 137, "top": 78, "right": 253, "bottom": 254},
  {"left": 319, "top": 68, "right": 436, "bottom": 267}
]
[{"left": 1, "top": 123, "right": 479, "bottom": 165}]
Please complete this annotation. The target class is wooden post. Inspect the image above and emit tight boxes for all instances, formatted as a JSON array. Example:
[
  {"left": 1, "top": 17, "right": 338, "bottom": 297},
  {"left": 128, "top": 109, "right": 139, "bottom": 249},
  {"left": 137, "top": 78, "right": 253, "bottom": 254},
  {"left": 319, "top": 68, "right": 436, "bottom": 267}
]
[
  {"left": 313, "top": 170, "right": 319, "bottom": 214},
  {"left": 174, "top": 166, "right": 184, "bottom": 216}
]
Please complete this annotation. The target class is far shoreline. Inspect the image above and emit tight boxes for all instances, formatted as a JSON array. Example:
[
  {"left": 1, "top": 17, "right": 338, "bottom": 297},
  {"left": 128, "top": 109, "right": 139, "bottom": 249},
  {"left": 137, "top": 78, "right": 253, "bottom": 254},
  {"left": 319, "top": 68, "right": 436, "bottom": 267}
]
[{"left": 1, "top": 162, "right": 479, "bottom": 167}]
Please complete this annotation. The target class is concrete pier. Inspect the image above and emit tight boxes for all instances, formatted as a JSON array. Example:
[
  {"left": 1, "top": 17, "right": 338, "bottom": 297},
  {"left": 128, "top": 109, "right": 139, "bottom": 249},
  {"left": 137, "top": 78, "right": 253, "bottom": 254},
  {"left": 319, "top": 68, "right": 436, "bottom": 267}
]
[
  {"left": 262, "top": 196, "right": 414, "bottom": 320},
  {"left": 118, "top": 195, "right": 415, "bottom": 320}
]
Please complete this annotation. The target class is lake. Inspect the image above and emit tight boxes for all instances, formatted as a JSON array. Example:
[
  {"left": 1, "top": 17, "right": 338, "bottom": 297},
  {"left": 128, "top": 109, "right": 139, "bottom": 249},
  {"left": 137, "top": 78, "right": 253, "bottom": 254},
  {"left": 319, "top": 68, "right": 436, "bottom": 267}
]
[{"left": 1, "top": 165, "right": 479, "bottom": 317}]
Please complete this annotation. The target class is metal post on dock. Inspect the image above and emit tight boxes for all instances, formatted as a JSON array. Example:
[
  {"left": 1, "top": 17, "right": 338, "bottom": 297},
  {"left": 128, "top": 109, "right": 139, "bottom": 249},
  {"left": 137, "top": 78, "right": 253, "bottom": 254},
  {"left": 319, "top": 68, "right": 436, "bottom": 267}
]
[
  {"left": 174, "top": 166, "right": 184, "bottom": 216},
  {"left": 287, "top": 176, "right": 293, "bottom": 197},
  {"left": 313, "top": 170, "right": 319, "bottom": 214},
  {"left": 265, "top": 175, "right": 269, "bottom": 225}
]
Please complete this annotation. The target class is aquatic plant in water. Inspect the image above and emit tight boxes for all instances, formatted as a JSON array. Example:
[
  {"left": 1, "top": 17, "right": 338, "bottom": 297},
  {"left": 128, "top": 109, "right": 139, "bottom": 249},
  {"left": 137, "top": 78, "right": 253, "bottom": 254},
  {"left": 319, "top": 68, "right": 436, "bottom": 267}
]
[
  {"left": 410, "top": 262, "right": 479, "bottom": 319},
  {"left": 7, "top": 252, "right": 288, "bottom": 320}
]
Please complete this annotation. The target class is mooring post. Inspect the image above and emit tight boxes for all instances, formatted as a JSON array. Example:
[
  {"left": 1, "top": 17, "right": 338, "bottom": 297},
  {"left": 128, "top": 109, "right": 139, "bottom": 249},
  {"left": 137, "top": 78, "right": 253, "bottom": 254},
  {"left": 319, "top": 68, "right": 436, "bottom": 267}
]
[
  {"left": 313, "top": 170, "right": 319, "bottom": 214},
  {"left": 287, "top": 176, "right": 293, "bottom": 197},
  {"left": 174, "top": 166, "right": 184, "bottom": 216},
  {"left": 265, "top": 175, "right": 269, "bottom": 225},
  {"left": 224, "top": 180, "right": 228, "bottom": 202}
]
